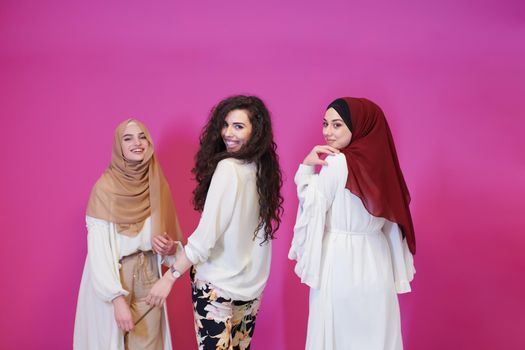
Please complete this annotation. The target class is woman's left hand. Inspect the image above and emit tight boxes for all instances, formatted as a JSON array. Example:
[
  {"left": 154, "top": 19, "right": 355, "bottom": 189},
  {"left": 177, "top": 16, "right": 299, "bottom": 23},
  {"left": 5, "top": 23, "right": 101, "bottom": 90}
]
[
  {"left": 152, "top": 233, "right": 177, "bottom": 256},
  {"left": 146, "top": 271, "right": 175, "bottom": 307}
]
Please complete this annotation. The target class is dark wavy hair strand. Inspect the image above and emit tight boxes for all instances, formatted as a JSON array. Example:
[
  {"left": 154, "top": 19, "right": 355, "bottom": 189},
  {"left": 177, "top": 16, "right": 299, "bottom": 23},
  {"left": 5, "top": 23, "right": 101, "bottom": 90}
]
[{"left": 192, "top": 95, "right": 283, "bottom": 243}]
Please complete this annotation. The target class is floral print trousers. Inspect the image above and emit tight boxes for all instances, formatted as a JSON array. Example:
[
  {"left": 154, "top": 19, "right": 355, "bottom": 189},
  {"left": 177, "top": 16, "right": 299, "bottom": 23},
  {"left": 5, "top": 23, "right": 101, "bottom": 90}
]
[{"left": 191, "top": 268, "right": 261, "bottom": 350}]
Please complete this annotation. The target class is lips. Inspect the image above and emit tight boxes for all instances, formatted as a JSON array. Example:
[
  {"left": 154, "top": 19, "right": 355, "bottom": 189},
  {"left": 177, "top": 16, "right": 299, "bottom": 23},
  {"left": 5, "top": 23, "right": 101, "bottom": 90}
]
[
  {"left": 224, "top": 139, "right": 239, "bottom": 148},
  {"left": 130, "top": 148, "right": 144, "bottom": 153}
]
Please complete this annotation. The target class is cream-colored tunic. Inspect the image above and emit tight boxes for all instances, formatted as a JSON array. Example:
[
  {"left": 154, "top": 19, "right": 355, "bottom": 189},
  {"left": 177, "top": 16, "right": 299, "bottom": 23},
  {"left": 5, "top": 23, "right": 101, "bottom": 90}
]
[
  {"left": 73, "top": 216, "right": 172, "bottom": 350},
  {"left": 289, "top": 153, "right": 415, "bottom": 350}
]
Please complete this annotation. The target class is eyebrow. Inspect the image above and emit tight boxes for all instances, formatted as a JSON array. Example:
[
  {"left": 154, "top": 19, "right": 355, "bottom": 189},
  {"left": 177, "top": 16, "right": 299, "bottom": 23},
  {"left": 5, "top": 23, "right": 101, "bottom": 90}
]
[
  {"left": 122, "top": 132, "right": 145, "bottom": 138},
  {"left": 225, "top": 122, "right": 247, "bottom": 126},
  {"left": 323, "top": 118, "right": 344, "bottom": 122}
]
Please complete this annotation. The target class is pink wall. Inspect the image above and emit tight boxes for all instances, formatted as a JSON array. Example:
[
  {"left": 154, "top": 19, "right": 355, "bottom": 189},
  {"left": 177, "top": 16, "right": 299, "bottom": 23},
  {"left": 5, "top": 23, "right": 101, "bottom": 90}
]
[{"left": 1, "top": 1, "right": 524, "bottom": 349}]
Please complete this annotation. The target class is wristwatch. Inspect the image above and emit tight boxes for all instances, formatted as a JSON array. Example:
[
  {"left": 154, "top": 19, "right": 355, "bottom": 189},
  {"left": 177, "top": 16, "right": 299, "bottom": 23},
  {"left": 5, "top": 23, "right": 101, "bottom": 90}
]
[{"left": 170, "top": 265, "right": 181, "bottom": 280}]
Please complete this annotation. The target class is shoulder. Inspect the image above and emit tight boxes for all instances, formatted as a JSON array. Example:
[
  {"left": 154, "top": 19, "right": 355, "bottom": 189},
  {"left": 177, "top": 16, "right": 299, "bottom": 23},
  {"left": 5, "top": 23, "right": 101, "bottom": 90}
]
[
  {"left": 212, "top": 158, "right": 242, "bottom": 183},
  {"left": 216, "top": 158, "right": 240, "bottom": 173},
  {"left": 320, "top": 152, "right": 348, "bottom": 185},
  {"left": 325, "top": 152, "right": 347, "bottom": 167},
  {"left": 216, "top": 158, "right": 255, "bottom": 174},
  {"left": 322, "top": 153, "right": 348, "bottom": 175}
]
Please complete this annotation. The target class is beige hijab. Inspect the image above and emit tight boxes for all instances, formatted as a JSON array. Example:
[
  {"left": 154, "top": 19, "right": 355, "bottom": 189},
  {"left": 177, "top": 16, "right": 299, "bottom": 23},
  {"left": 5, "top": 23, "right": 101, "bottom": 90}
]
[{"left": 86, "top": 119, "right": 182, "bottom": 241}]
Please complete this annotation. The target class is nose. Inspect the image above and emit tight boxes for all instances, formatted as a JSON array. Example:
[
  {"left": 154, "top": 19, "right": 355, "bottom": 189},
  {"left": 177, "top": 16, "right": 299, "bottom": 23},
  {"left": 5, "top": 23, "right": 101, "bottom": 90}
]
[
  {"left": 323, "top": 125, "right": 333, "bottom": 137},
  {"left": 133, "top": 137, "right": 142, "bottom": 146},
  {"left": 224, "top": 126, "right": 233, "bottom": 138}
]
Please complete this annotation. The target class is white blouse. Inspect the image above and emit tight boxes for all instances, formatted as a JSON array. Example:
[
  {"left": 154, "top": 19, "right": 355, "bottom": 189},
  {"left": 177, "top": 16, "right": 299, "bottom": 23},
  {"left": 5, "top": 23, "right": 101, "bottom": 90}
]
[{"left": 184, "top": 158, "right": 272, "bottom": 301}]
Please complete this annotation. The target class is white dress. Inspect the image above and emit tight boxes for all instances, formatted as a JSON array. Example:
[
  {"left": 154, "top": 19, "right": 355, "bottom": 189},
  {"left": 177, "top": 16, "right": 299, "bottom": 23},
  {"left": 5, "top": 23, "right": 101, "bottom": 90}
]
[
  {"left": 73, "top": 216, "right": 173, "bottom": 350},
  {"left": 289, "top": 153, "right": 415, "bottom": 350}
]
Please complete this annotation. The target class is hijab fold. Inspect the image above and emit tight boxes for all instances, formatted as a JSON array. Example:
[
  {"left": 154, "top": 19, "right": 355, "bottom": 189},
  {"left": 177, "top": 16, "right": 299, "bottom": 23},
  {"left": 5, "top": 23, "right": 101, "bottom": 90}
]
[
  {"left": 329, "top": 98, "right": 416, "bottom": 254},
  {"left": 86, "top": 119, "right": 182, "bottom": 241}
]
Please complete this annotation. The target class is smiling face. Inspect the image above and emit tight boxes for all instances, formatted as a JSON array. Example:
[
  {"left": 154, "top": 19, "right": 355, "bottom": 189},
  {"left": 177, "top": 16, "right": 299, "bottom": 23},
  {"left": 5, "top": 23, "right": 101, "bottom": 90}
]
[
  {"left": 323, "top": 107, "right": 352, "bottom": 150},
  {"left": 221, "top": 109, "right": 253, "bottom": 153},
  {"left": 120, "top": 122, "right": 150, "bottom": 161}
]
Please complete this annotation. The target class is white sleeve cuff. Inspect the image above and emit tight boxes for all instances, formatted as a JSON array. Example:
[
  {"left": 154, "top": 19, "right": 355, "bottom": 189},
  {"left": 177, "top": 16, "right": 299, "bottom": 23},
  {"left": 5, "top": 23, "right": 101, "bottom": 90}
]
[{"left": 297, "top": 164, "right": 315, "bottom": 174}]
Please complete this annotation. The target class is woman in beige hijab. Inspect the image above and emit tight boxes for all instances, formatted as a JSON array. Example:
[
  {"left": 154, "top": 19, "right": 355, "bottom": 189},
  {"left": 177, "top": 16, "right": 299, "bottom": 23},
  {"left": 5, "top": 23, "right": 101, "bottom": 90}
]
[{"left": 74, "top": 119, "right": 182, "bottom": 350}]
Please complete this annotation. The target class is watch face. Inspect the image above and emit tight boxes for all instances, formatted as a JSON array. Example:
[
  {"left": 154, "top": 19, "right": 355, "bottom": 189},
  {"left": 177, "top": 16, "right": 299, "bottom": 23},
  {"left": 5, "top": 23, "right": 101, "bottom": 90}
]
[{"left": 171, "top": 267, "right": 181, "bottom": 278}]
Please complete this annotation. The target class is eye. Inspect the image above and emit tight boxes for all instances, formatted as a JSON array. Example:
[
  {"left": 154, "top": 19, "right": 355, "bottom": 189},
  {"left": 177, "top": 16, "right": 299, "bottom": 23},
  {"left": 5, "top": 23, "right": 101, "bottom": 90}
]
[
  {"left": 323, "top": 121, "right": 328, "bottom": 127},
  {"left": 123, "top": 137, "right": 131, "bottom": 141},
  {"left": 234, "top": 124, "right": 244, "bottom": 130},
  {"left": 333, "top": 123, "right": 342, "bottom": 128}
]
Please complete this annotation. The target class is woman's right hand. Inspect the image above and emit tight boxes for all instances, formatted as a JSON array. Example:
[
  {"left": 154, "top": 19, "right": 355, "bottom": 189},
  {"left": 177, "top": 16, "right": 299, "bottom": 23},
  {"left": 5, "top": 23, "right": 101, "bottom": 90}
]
[
  {"left": 303, "top": 145, "right": 339, "bottom": 166},
  {"left": 112, "top": 295, "right": 134, "bottom": 332},
  {"left": 152, "top": 233, "right": 177, "bottom": 256}
]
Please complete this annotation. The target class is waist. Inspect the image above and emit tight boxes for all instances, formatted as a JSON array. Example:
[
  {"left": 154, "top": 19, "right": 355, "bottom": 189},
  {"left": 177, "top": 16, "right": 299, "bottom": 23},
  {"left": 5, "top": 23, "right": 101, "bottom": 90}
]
[
  {"left": 120, "top": 249, "right": 155, "bottom": 262},
  {"left": 327, "top": 228, "right": 382, "bottom": 236}
]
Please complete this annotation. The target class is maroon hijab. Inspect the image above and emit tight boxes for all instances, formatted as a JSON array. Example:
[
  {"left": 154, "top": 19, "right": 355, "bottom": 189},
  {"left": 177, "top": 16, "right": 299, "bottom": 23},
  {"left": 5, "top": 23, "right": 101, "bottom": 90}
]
[{"left": 329, "top": 97, "right": 416, "bottom": 254}]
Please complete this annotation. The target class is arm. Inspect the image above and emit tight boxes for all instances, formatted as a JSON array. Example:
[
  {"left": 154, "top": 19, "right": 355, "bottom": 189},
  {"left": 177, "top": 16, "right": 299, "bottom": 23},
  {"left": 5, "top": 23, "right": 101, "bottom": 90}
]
[
  {"left": 86, "top": 216, "right": 134, "bottom": 331},
  {"left": 382, "top": 220, "right": 416, "bottom": 294},
  {"left": 295, "top": 145, "right": 340, "bottom": 203},
  {"left": 185, "top": 159, "right": 238, "bottom": 264},
  {"left": 146, "top": 160, "right": 238, "bottom": 306},
  {"left": 86, "top": 216, "right": 128, "bottom": 302},
  {"left": 289, "top": 153, "right": 347, "bottom": 288}
]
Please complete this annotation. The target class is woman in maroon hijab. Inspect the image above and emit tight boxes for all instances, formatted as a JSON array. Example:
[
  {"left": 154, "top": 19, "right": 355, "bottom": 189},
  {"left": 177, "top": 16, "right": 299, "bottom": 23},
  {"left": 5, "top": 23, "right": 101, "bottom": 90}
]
[{"left": 289, "top": 97, "right": 416, "bottom": 350}]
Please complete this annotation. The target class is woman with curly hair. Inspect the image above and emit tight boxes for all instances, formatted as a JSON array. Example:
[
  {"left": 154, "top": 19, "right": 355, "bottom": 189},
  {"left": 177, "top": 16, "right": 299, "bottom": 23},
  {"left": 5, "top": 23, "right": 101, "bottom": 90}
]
[
  {"left": 147, "top": 95, "right": 283, "bottom": 349},
  {"left": 289, "top": 97, "right": 416, "bottom": 349}
]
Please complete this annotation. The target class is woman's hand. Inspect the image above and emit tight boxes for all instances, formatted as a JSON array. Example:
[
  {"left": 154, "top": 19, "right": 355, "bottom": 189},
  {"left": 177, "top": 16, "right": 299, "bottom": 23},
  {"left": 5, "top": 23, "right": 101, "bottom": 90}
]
[
  {"left": 303, "top": 145, "right": 339, "bottom": 166},
  {"left": 145, "top": 271, "right": 176, "bottom": 308},
  {"left": 112, "top": 296, "right": 134, "bottom": 332},
  {"left": 152, "top": 233, "right": 177, "bottom": 256}
]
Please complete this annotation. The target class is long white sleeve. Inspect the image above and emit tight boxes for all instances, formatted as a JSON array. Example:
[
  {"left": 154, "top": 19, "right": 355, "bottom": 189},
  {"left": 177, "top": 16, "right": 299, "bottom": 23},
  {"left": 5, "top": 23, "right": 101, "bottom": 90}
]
[
  {"left": 86, "top": 216, "right": 128, "bottom": 302},
  {"left": 289, "top": 154, "right": 347, "bottom": 289},
  {"left": 382, "top": 220, "right": 415, "bottom": 294},
  {"left": 185, "top": 159, "right": 239, "bottom": 265}
]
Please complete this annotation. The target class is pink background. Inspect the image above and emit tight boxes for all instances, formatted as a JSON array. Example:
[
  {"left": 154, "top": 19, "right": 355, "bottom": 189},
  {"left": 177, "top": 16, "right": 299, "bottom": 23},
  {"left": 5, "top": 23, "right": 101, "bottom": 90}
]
[{"left": 1, "top": 0, "right": 524, "bottom": 349}]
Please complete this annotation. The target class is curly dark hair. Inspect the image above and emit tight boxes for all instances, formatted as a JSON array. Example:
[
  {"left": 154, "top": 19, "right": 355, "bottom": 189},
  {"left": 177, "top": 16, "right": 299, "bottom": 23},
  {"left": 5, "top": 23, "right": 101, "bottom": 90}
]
[{"left": 192, "top": 95, "right": 283, "bottom": 243}]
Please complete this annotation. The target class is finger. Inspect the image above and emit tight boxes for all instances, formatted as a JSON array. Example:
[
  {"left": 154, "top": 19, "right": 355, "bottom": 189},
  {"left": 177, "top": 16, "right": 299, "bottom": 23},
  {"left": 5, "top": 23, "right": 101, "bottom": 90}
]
[
  {"left": 318, "top": 145, "right": 338, "bottom": 154},
  {"left": 326, "top": 145, "right": 340, "bottom": 153},
  {"left": 153, "top": 296, "right": 161, "bottom": 308},
  {"left": 152, "top": 241, "right": 163, "bottom": 251},
  {"left": 307, "top": 159, "right": 327, "bottom": 166},
  {"left": 152, "top": 242, "right": 160, "bottom": 253}
]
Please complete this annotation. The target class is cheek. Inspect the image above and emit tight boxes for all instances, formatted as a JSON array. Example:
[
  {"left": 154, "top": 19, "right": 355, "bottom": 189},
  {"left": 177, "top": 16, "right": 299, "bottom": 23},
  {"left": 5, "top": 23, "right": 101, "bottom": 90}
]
[
  {"left": 242, "top": 129, "right": 253, "bottom": 142},
  {"left": 340, "top": 131, "right": 352, "bottom": 147}
]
